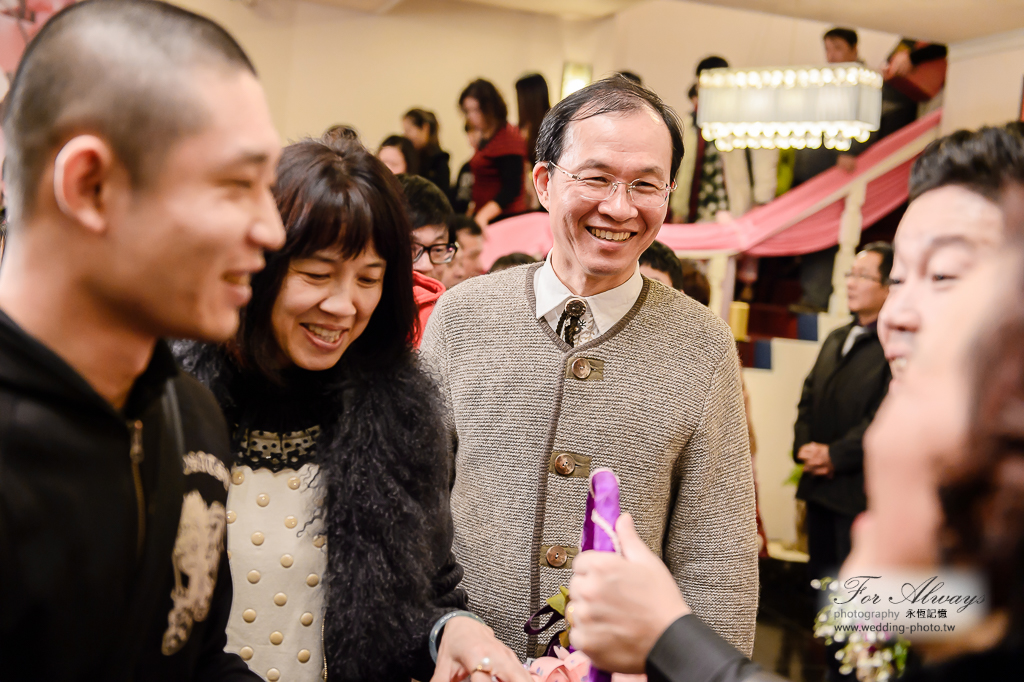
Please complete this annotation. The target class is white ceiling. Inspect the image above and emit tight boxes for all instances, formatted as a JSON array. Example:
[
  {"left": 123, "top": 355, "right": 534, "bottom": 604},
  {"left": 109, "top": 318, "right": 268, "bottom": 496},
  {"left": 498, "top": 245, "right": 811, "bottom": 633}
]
[
  {"left": 302, "top": 0, "right": 1024, "bottom": 42},
  {"left": 678, "top": 0, "right": 1024, "bottom": 44}
]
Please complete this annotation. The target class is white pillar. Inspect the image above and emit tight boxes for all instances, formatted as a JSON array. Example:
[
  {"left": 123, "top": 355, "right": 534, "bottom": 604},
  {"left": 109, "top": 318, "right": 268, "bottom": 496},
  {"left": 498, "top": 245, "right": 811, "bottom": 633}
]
[{"left": 828, "top": 179, "right": 867, "bottom": 318}]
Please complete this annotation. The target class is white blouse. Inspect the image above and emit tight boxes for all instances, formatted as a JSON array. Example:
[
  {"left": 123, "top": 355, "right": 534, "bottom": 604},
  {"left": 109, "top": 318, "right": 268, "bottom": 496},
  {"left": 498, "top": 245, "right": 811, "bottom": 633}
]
[{"left": 225, "top": 460, "right": 327, "bottom": 681}]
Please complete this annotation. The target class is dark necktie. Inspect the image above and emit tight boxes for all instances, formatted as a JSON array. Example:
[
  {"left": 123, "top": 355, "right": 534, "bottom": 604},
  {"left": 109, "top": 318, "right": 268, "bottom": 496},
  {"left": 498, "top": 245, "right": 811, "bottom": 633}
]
[{"left": 556, "top": 298, "right": 587, "bottom": 347}]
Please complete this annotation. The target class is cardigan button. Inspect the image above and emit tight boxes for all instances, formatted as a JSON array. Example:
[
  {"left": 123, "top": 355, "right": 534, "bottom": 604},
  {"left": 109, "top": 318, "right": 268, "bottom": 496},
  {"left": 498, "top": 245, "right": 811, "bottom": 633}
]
[
  {"left": 570, "top": 358, "right": 592, "bottom": 379},
  {"left": 554, "top": 454, "right": 576, "bottom": 476},
  {"left": 546, "top": 545, "right": 568, "bottom": 568}
]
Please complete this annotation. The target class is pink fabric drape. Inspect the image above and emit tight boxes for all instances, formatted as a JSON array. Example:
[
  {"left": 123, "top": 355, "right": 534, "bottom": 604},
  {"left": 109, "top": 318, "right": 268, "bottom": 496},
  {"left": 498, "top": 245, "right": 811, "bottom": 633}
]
[{"left": 479, "top": 110, "right": 941, "bottom": 270}]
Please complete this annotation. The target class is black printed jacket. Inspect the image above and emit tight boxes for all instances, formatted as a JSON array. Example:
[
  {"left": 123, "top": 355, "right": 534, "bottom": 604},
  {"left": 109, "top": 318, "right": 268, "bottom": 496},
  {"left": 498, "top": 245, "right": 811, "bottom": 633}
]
[{"left": 0, "top": 310, "right": 257, "bottom": 681}]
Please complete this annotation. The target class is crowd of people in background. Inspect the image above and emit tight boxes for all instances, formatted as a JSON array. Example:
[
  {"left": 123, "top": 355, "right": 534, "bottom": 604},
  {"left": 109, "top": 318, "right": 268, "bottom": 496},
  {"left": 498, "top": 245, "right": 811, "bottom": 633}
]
[{"left": 314, "top": 24, "right": 949, "bottom": 317}]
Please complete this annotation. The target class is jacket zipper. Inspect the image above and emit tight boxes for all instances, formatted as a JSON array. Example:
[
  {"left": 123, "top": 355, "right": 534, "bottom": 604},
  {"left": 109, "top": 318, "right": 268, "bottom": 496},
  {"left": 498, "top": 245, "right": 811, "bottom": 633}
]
[
  {"left": 128, "top": 419, "right": 146, "bottom": 558},
  {"left": 321, "top": 617, "right": 328, "bottom": 680}
]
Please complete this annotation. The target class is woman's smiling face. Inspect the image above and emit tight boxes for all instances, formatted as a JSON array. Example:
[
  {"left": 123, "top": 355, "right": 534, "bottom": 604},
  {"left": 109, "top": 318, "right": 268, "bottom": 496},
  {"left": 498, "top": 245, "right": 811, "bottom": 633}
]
[{"left": 270, "top": 244, "right": 385, "bottom": 371}]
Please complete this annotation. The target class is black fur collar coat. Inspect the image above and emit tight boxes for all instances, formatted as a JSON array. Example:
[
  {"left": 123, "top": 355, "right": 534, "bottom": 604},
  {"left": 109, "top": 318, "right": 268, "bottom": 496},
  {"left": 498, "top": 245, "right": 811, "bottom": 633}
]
[{"left": 175, "top": 342, "right": 467, "bottom": 682}]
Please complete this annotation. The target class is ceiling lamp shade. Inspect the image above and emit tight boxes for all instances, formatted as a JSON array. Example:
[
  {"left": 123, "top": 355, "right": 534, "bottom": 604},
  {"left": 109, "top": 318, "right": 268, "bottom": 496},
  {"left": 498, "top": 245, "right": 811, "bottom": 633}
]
[{"left": 696, "top": 63, "right": 882, "bottom": 152}]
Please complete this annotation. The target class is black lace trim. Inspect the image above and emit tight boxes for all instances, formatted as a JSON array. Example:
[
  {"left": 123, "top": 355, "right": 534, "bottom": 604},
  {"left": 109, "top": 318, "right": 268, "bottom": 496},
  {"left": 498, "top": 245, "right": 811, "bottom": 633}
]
[{"left": 233, "top": 426, "right": 321, "bottom": 473}]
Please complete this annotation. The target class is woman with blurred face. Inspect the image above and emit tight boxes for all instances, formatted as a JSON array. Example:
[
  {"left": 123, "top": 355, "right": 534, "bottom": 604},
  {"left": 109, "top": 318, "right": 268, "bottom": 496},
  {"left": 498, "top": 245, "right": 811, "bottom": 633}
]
[
  {"left": 459, "top": 78, "right": 528, "bottom": 226},
  {"left": 175, "top": 139, "right": 527, "bottom": 682},
  {"left": 403, "top": 108, "right": 451, "bottom": 194}
]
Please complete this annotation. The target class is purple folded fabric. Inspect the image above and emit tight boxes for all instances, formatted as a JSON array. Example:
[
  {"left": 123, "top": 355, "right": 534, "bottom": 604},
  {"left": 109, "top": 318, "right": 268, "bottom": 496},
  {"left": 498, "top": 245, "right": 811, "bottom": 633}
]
[{"left": 580, "top": 468, "right": 622, "bottom": 682}]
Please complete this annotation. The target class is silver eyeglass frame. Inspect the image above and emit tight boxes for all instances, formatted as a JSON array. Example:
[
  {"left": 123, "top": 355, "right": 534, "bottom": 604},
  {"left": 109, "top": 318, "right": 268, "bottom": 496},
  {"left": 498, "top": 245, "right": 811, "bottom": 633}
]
[{"left": 547, "top": 161, "right": 676, "bottom": 208}]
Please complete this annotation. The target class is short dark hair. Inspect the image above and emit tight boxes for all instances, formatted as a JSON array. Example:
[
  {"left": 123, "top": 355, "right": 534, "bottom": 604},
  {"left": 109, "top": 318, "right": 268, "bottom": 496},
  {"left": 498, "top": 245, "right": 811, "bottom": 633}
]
[
  {"left": 322, "top": 124, "right": 360, "bottom": 144},
  {"left": 617, "top": 71, "right": 643, "bottom": 85},
  {"left": 535, "top": 75, "right": 685, "bottom": 180},
  {"left": 448, "top": 214, "right": 482, "bottom": 238},
  {"left": 379, "top": 135, "right": 419, "bottom": 176},
  {"left": 687, "top": 82, "right": 699, "bottom": 100},
  {"left": 397, "top": 174, "right": 452, "bottom": 234},
  {"left": 858, "top": 241, "right": 894, "bottom": 284},
  {"left": 236, "top": 138, "right": 416, "bottom": 376},
  {"left": 909, "top": 125, "right": 1024, "bottom": 203},
  {"left": 459, "top": 79, "right": 509, "bottom": 129},
  {"left": 490, "top": 252, "right": 537, "bottom": 273},
  {"left": 824, "top": 27, "right": 858, "bottom": 48},
  {"left": 679, "top": 261, "right": 711, "bottom": 306},
  {"left": 639, "top": 241, "right": 685, "bottom": 290},
  {"left": 695, "top": 56, "right": 729, "bottom": 75},
  {"left": 2, "top": 0, "right": 256, "bottom": 224}
]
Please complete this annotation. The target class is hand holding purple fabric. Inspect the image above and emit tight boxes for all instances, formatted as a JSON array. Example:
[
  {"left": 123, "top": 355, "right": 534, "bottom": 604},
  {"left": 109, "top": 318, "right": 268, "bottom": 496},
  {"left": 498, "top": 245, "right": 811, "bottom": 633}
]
[{"left": 568, "top": 514, "right": 691, "bottom": 674}]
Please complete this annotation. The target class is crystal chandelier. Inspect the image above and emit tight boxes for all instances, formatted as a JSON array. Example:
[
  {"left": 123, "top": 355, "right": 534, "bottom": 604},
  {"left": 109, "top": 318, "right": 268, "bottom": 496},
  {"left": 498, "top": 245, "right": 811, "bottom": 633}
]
[{"left": 696, "top": 63, "right": 883, "bottom": 152}]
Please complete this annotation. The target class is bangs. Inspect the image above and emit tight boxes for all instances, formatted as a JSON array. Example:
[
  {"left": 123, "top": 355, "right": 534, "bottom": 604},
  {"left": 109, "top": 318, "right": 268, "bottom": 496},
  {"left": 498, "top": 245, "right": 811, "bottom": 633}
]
[{"left": 278, "top": 163, "right": 377, "bottom": 263}]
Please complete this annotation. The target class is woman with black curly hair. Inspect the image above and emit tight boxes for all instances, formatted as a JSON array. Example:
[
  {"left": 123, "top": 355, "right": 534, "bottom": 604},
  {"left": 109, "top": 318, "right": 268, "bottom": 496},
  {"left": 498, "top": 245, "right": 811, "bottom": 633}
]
[{"left": 176, "top": 138, "right": 527, "bottom": 682}]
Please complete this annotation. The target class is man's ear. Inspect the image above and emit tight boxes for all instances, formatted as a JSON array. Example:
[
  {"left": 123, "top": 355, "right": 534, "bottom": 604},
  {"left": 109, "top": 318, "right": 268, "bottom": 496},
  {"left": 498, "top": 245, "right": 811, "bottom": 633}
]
[
  {"left": 533, "top": 162, "right": 551, "bottom": 210},
  {"left": 53, "top": 135, "right": 118, "bottom": 235}
]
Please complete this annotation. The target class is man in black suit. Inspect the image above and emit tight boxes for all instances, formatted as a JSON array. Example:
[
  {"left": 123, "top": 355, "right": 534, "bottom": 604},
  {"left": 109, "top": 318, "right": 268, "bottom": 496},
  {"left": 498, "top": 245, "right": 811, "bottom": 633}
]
[{"left": 794, "top": 242, "right": 893, "bottom": 580}]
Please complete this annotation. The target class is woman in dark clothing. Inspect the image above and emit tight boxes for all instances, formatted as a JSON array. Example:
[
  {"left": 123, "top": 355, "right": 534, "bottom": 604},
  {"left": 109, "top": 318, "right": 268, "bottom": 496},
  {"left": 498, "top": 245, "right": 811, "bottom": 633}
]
[
  {"left": 404, "top": 108, "right": 451, "bottom": 194},
  {"left": 459, "top": 78, "right": 527, "bottom": 226},
  {"left": 176, "top": 138, "right": 526, "bottom": 682}
]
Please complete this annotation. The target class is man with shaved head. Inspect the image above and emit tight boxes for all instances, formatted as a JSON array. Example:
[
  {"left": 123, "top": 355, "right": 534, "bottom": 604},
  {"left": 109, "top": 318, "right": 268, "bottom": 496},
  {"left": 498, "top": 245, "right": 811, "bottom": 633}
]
[{"left": 0, "top": 1, "right": 283, "bottom": 679}]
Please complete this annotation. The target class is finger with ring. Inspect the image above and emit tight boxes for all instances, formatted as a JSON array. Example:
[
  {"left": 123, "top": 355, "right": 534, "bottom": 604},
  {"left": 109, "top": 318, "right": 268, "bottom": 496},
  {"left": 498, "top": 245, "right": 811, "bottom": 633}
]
[{"left": 472, "top": 657, "right": 493, "bottom": 674}]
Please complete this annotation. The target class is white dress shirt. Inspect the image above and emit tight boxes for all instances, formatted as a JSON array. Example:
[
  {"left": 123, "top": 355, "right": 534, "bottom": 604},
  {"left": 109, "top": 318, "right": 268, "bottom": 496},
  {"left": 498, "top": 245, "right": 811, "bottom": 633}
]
[{"left": 534, "top": 258, "right": 644, "bottom": 345}]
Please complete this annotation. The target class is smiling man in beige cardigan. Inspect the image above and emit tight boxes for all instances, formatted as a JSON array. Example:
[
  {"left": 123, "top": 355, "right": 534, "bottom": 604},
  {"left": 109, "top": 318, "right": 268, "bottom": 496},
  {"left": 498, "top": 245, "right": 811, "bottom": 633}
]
[{"left": 421, "top": 76, "right": 758, "bottom": 662}]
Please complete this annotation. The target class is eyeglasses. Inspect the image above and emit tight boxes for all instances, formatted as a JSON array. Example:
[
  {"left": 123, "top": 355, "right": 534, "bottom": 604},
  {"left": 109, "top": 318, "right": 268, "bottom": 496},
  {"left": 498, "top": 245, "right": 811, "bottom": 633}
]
[
  {"left": 412, "top": 242, "right": 458, "bottom": 265},
  {"left": 547, "top": 162, "right": 676, "bottom": 209},
  {"left": 844, "top": 271, "right": 883, "bottom": 284}
]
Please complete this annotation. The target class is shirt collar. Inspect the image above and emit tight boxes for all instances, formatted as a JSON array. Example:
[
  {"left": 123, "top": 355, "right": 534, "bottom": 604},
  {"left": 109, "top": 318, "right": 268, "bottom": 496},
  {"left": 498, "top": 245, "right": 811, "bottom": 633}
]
[{"left": 534, "top": 257, "right": 644, "bottom": 336}]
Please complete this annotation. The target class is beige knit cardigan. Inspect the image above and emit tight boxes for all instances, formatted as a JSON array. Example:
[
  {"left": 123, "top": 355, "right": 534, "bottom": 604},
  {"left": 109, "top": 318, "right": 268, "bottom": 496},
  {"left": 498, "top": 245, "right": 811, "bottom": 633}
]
[{"left": 420, "top": 263, "right": 758, "bottom": 659}]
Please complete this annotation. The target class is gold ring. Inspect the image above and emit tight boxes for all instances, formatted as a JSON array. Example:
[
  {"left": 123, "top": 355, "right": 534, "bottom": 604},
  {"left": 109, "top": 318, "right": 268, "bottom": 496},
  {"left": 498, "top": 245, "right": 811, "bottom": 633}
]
[{"left": 472, "top": 657, "right": 492, "bottom": 674}]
